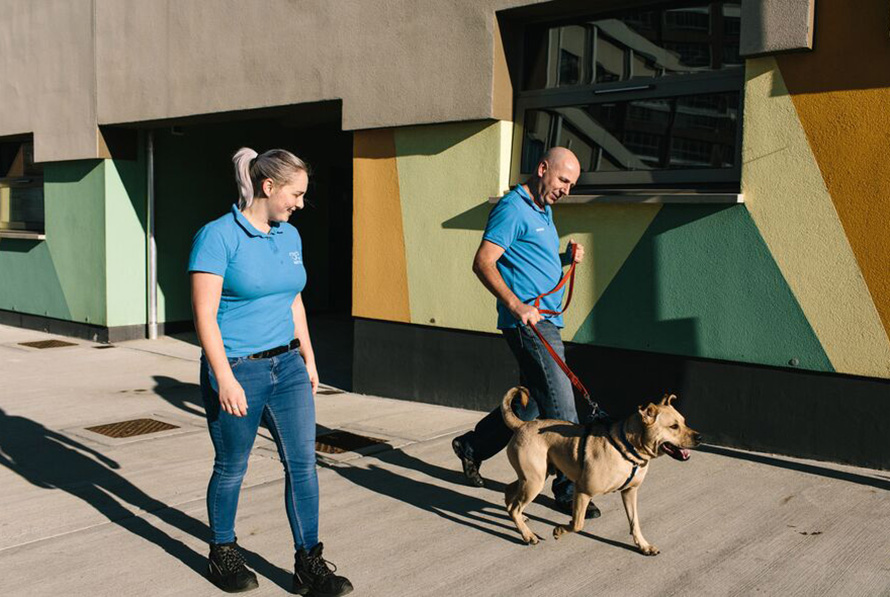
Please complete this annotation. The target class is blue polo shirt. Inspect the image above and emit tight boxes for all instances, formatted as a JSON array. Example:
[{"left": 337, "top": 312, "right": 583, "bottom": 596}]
[
  {"left": 188, "top": 204, "right": 306, "bottom": 357},
  {"left": 483, "top": 185, "right": 565, "bottom": 329}
]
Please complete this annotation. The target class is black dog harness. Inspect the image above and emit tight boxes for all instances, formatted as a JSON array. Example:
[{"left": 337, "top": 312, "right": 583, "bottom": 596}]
[{"left": 580, "top": 419, "right": 647, "bottom": 492}]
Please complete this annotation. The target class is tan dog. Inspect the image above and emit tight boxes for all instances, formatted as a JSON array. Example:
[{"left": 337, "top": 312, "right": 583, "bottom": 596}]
[{"left": 501, "top": 386, "right": 701, "bottom": 554}]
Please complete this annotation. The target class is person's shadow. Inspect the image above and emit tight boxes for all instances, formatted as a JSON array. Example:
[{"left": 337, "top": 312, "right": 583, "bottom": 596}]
[{"left": 0, "top": 407, "right": 293, "bottom": 590}]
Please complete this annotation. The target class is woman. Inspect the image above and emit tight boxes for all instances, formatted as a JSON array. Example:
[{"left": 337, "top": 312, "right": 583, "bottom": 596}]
[{"left": 189, "top": 147, "right": 353, "bottom": 596}]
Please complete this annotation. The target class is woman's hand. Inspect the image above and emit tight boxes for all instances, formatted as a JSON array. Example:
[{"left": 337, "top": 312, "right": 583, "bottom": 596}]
[
  {"left": 305, "top": 359, "right": 319, "bottom": 395},
  {"left": 218, "top": 376, "right": 249, "bottom": 417}
]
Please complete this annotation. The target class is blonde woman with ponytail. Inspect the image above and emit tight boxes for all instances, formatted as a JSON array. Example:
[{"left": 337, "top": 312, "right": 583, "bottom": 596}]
[{"left": 189, "top": 148, "right": 353, "bottom": 596}]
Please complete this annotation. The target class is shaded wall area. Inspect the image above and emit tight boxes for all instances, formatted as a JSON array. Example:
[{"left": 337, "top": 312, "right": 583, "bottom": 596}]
[
  {"left": 153, "top": 116, "right": 352, "bottom": 325},
  {"left": 0, "top": 161, "right": 107, "bottom": 326}
]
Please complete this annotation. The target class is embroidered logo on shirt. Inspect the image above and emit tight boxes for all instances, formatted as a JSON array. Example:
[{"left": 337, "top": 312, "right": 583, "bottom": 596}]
[
  {"left": 289, "top": 251, "right": 302, "bottom": 265},
  {"left": 535, "top": 227, "right": 545, "bottom": 232}
]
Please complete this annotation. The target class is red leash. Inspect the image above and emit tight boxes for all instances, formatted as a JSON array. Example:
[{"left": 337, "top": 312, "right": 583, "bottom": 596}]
[{"left": 527, "top": 244, "right": 592, "bottom": 402}]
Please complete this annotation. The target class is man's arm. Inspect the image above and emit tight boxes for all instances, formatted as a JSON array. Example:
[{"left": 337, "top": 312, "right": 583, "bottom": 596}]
[{"left": 472, "top": 240, "right": 542, "bottom": 326}]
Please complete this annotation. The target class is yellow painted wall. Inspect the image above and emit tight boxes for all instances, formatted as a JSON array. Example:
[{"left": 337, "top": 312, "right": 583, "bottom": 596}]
[{"left": 353, "top": 129, "right": 411, "bottom": 322}]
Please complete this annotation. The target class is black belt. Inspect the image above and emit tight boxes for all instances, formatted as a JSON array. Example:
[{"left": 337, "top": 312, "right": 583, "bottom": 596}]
[{"left": 247, "top": 338, "right": 300, "bottom": 360}]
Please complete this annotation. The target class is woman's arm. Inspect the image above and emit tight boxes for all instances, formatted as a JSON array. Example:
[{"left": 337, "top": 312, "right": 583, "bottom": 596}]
[
  {"left": 291, "top": 293, "right": 318, "bottom": 394},
  {"left": 191, "top": 272, "right": 249, "bottom": 416}
]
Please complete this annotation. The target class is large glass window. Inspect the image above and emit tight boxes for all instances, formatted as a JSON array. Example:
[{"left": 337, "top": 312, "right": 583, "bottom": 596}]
[
  {"left": 517, "top": 1, "right": 743, "bottom": 190},
  {"left": 0, "top": 139, "right": 45, "bottom": 235}
]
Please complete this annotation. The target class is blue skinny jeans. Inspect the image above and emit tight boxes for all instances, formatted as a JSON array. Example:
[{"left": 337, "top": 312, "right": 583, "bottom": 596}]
[{"left": 200, "top": 348, "right": 318, "bottom": 550}]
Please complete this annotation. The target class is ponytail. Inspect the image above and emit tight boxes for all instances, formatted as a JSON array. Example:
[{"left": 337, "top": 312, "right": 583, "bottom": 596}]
[
  {"left": 233, "top": 147, "right": 259, "bottom": 209},
  {"left": 232, "top": 147, "right": 310, "bottom": 210}
]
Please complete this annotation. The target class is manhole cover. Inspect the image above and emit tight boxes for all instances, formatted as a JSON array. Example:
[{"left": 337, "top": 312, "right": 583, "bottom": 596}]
[
  {"left": 18, "top": 339, "right": 77, "bottom": 349},
  {"left": 316, "top": 430, "right": 388, "bottom": 454},
  {"left": 86, "top": 418, "right": 179, "bottom": 438}
]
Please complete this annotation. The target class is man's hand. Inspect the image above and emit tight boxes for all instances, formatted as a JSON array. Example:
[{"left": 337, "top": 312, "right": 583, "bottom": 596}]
[
  {"left": 568, "top": 239, "right": 585, "bottom": 264},
  {"left": 511, "top": 302, "right": 543, "bottom": 326},
  {"left": 218, "top": 376, "right": 249, "bottom": 417}
]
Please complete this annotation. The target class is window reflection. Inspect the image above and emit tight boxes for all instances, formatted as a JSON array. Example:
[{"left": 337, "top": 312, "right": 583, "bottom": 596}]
[
  {"left": 522, "top": 92, "right": 739, "bottom": 173},
  {"left": 524, "top": 1, "right": 741, "bottom": 90}
]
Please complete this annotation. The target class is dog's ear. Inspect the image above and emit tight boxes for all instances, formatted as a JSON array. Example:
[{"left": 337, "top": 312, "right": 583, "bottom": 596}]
[
  {"left": 638, "top": 403, "right": 658, "bottom": 425},
  {"left": 660, "top": 393, "right": 677, "bottom": 406}
]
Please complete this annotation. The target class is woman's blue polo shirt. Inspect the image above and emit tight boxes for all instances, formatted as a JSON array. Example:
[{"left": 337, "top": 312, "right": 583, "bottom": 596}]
[
  {"left": 483, "top": 185, "right": 565, "bottom": 329},
  {"left": 188, "top": 204, "right": 306, "bottom": 357}
]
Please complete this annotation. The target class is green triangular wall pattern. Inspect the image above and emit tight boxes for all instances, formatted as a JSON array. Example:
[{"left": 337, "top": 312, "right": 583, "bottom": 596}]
[{"left": 572, "top": 204, "right": 832, "bottom": 373}]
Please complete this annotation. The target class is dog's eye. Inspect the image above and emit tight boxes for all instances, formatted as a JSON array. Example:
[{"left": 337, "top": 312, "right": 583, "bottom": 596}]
[{"left": 670, "top": 424, "right": 679, "bottom": 429}]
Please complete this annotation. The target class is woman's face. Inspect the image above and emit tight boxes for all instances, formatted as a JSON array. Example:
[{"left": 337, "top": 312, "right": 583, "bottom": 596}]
[{"left": 262, "top": 170, "right": 309, "bottom": 222}]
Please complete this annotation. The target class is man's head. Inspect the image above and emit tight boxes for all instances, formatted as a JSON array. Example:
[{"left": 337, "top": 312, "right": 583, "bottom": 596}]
[{"left": 529, "top": 147, "right": 581, "bottom": 207}]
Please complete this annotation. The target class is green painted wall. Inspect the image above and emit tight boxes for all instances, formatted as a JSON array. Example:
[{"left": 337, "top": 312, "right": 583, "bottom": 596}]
[
  {"left": 0, "top": 160, "right": 107, "bottom": 325},
  {"left": 105, "top": 147, "right": 148, "bottom": 327},
  {"left": 572, "top": 204, "right": 832, "bottom": 372}
]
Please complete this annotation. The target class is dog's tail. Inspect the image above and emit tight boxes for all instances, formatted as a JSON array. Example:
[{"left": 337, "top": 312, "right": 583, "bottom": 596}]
[{"left": 501, "top": 386, "right": 530, "bottom": 432}]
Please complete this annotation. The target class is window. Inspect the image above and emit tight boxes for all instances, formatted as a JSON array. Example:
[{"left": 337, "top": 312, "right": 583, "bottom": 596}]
[
  {"left": 0, "top": 139, "right": 44, "bottom": 236},
  {"left": 517, "top": 1, "right": 743, "bottom": 190}
]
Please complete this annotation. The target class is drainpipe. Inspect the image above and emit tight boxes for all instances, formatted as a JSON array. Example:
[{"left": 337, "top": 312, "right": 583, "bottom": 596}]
[{"left": 147, "top": 131, "right": 158, "bottom": 340}]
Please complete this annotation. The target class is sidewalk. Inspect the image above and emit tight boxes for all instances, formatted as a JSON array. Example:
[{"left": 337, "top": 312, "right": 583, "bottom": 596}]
[{"left": 0, "top": 324, "right": 888, "bottom": 596}]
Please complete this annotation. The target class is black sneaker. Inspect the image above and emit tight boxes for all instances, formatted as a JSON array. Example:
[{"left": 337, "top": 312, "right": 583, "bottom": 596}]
[
  {"left": 452, "top": 436, "right": 484, "bottom": 488},
  {"left": 554, "top": 498, "right": 602, "bottom": 520},
  {"left": 207, "top": 540, "right": 259, "bottom": 593},
  {"left": 293, "top": 542, "right": 353, "bottom": 597}
]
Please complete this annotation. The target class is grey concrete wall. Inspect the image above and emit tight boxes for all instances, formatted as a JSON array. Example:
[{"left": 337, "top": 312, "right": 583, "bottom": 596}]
[
  {"left": 1, "top": 0, "right": 816, "bottom": 162},
  {"left": 740, "top": 0, "right": 816, "bottom": 57},
  {"left": 0, "top": 0, "right": 99, "bottom": 162}
]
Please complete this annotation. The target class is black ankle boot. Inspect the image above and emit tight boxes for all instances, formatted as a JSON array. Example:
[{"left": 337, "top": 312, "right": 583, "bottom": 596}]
[
  {"left": 293, "top": 542, "right": 353, "bottom": 597},
  {"left": 208, "top": 540, "right": 259, "bottom": 593}
]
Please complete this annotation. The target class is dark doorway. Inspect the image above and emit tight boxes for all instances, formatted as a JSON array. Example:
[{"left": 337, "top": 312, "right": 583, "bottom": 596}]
[{"left": 149, "top": 102, "right": 355, "bottom": 389}]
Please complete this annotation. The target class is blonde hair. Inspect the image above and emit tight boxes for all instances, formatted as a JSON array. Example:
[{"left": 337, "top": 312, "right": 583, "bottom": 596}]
[{"left": 232, "top": 147, "right": 311, "bottom": 210}]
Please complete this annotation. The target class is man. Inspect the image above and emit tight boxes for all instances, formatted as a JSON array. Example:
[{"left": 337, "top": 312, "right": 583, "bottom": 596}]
[{"left": 452, "top": 146, "right": 601, "bottom": 519}]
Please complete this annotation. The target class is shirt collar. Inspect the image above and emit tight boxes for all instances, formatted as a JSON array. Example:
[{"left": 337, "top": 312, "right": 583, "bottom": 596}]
[
  {"left": 231, "top": 204, "right": 283, "bottom": 237},
  {"left": 514, "top": 185, "right": 550, "bottom": 217}
]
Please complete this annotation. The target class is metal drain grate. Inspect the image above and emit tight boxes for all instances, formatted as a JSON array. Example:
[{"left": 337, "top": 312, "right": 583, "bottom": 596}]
[
  {"left": 86, "top": 418, "right": 179, "bottom": 438},
  {"left": 19, "top": 339, "right": 78, "bottom": 349},
  {"left": 316, "top": 430, "right": 388, "bottom": 454}
]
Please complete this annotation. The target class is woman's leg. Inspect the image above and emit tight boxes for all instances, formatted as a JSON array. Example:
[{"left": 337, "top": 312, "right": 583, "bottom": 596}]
[
  {"left": 200, "top": 356, "right": 269, "bottom": 544},
  {"left": 262, "top": 350, "right": 319, "bottom": 551}
]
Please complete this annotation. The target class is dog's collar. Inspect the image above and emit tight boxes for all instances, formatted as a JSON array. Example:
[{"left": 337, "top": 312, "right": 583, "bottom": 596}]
[{"left": 607, "top": 420, "right": 648, "bottom": 467}]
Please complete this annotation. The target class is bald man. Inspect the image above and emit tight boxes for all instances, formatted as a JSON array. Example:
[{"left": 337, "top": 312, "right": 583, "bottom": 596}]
[{"left": 452, "top": 147, "right": 601, "bottom": 519}]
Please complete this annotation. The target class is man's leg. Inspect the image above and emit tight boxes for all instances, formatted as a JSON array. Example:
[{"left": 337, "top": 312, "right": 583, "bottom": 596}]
[
  {"left": 509, "top": 322, "right": 600, "bottom": 518},
  {"left": 452, "top": 328, "right": 539, "bottom": 486}
]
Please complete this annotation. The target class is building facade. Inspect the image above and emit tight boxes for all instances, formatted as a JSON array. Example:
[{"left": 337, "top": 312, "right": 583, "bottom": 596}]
[{"left": 1, "top": 0, "right": 888, "bottom": 467}]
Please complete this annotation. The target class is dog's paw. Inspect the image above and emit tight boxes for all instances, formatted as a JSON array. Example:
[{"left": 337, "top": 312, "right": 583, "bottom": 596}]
[
  {"left": 553, "top": 525, "right": 568, "bottom": 540},
  {"left": 639, "top": 544, "right": 660, "bottom": 556},
  {"left": 522, "top": 532, "right": 541, "bottom": 545}
]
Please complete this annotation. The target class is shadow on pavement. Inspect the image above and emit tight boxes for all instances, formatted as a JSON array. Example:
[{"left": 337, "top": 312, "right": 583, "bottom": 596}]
[{"left": 0, "top": 408, "right": 292, "bottom": 591}]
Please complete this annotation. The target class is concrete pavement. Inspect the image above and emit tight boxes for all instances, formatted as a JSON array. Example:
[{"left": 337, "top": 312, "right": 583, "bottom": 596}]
[{"left": 0, "top": 324, "right": 888, "bottom": 596}]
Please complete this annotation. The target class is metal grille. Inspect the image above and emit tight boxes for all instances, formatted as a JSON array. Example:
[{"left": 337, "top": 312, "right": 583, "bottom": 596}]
[
  {"left": 86, "top": 418, "right": 179, "bottom": 438},
  {"left": 18, "top": 339, "right": 77, "bottom": 349},
  {"left": 316, "top": 430, "right": 388, "bottom": 454}
]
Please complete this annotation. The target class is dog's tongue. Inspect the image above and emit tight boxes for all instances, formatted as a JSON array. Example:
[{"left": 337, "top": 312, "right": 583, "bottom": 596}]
[{"left": 663, "top": 443, "right": 691, "bottom": 461}]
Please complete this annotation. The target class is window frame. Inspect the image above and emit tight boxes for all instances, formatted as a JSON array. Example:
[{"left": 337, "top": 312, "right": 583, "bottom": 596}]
[
  {"left": 0, "top": 138, "right": 46, "bottom": 237},
  {"left": 512, "top": 2, "right": 745, "bottom": 191}
]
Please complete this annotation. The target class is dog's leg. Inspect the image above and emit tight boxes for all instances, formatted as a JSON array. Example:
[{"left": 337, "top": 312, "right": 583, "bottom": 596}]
[
  {"left": 621, "top": 486, "right": 659, "bottom": 556},
  {"left": 506, "top": 476, "right": 545, "bottom": 545},
  {"left": 553, "top": 491, "right": 591, "bottom": 540}
]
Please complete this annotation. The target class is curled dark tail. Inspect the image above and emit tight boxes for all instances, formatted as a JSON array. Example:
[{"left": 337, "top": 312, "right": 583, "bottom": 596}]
[{"left": 501, "top": 386, "right": 530, "bottom": 431}]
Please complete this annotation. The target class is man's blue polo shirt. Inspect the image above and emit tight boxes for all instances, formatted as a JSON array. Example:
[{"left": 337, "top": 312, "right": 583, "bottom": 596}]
[
  {"left": 483, "top": 185, "right": 565, "bottom": 329},
  {"left": 188, "top": 204, "right": 306, "bottom": 357}
]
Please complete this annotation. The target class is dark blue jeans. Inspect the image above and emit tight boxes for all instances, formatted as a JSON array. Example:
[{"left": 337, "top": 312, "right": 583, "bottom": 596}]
[
  {"left": 200, "top": 349, "right": 318, "bottom": 550},
  {"left": 458, "top": 320, "right": 578, "bottom": 502}
]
